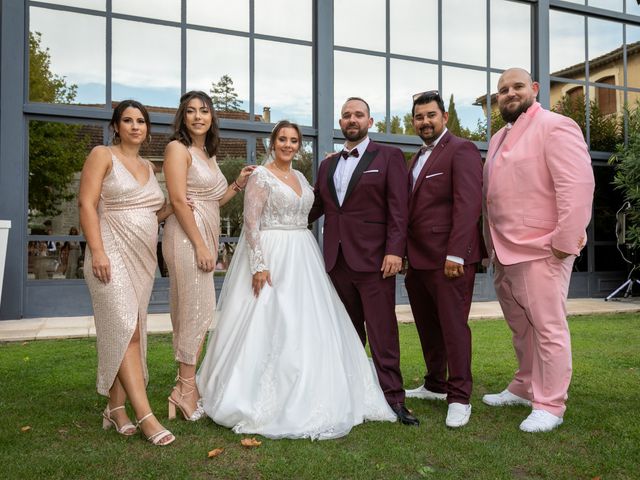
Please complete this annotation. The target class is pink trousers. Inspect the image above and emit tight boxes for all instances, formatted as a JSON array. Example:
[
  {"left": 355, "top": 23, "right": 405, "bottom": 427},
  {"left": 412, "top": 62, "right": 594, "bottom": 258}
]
[{"left": 494, "top": 255, "right": 574, "bottom": 417}]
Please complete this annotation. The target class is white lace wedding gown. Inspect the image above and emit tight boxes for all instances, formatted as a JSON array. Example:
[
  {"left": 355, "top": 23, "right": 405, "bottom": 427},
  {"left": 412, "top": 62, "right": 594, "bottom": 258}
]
[{"left": 197, "top": 166, "right": 396, "bottom": 440}]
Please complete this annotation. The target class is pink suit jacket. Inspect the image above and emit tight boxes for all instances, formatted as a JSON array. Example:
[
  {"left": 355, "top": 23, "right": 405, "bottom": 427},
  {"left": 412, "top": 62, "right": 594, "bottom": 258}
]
[{"left": 483, "top": 102, "right": 595, "bottom": 265}]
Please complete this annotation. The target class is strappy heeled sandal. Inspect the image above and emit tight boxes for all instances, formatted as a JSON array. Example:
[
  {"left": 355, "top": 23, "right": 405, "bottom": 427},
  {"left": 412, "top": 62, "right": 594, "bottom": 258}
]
[
  {"left": 168, "top": 374, "right": 205, "bottom": 421},
  {"left": 136, "top": 412, "right": 175, "bottom": 446},
  {"left": 102, "top": 405, "right": 137, "bottom": 436}
]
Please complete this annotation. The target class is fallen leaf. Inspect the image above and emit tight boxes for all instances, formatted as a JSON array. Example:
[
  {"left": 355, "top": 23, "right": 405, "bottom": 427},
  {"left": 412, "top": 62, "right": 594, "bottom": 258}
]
[
  {"left": 21, "top": 426, "right": 31, "bottom": 432},
  {"left": 240, "top": 437, "right": 262, "bottom": 448},
  {"left": 21, "top": 341, "right": 29, "bottom": 346},
  {"left": 207, "top": 448, "right": 224, "bottom": 458}
]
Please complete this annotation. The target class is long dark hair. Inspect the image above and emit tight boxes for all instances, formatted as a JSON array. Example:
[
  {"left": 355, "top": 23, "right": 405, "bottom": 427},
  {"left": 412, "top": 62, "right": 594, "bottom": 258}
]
[
  {"left": 170, "top": 90, "right": 220, "bottom": 156},
  {"left": 268, "top": 120, "right": 302, "bottom": 155},
  {"left": 109, "top": 99, "right": 151, "bottom": 144}
]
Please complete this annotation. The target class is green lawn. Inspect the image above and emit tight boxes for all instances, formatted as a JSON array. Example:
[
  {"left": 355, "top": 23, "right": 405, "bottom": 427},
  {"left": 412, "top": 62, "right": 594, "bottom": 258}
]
[{"left": 1, "top": 313, "right": 638, "bottom": 479}]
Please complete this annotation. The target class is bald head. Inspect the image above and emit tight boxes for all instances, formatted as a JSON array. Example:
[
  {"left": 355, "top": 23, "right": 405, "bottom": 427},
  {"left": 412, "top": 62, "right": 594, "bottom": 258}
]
[{"left": 496, "top": 68, "right": 539, "bottom": 123}]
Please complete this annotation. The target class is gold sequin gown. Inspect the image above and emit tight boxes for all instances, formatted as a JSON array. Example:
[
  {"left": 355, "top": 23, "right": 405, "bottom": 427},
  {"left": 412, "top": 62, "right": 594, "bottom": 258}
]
[
  {"left": 162, "top": 147, "right": 228, "bottom": 365},
  {"left": 84, "top": 152, "right": 165, "bottom": 396}
]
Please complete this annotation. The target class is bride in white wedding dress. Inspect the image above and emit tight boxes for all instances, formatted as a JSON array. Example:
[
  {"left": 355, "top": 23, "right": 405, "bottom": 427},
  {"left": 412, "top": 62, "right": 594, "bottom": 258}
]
[{"left": 197, "top": 121, "right": 396, "bottom": 440}]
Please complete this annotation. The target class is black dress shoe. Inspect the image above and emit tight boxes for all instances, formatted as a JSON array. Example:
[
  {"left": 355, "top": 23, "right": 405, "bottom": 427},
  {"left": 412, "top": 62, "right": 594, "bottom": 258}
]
[{"left": 390, "top": 403, "right": 419, "bottom": 426}]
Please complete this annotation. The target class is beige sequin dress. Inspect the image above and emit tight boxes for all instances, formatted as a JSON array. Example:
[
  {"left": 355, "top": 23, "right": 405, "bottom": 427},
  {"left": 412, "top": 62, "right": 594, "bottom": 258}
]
[
  {"left": 162, "top": 146, "right": 228, "bottom": 365},
  {"left": 85, "top": 152, "right": 165, "bottom": 396}
]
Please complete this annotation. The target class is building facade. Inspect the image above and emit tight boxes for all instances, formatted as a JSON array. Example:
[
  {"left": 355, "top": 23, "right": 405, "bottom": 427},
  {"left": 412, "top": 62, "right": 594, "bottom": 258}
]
[{"left": 1, "top": 0, "right": 638, "bottom": 318}]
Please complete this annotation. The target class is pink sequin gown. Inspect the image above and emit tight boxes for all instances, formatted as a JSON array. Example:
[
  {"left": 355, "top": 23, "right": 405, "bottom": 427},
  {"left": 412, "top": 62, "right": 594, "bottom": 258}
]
[
  {"left": 162, "top": 147, "right": 228, "bottom": 365},
  {"left": 85, "top": 152, "right": 165, "bottom": 396}
]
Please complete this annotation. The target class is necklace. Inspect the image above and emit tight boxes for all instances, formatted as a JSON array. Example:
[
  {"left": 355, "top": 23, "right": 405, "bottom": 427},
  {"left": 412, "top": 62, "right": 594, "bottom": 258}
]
[{"left": 272, "top": 162, "right": 292, "bottom": 179}]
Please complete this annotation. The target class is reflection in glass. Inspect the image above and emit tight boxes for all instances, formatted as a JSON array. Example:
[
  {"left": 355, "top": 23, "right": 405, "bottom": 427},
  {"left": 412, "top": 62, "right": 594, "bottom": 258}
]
[
  {"left": 187, "top": 0, "right": 249, "bottom": 31},
  {"left": 589, "top": 0, "right": 622, "bottom": 12},
  {"left": 626, "top": 26, "right": 640, "bottom": 89},
  {"left": 491, "top": 0, "right": 531, "bottom": 71},
  {"left": 334, "top": 0, "right": 385, "bottom": 52},
  {"left": 255, "top": 40, "right": 312, "bottom": 125},
  {"left": 29, "top": 8, "right": 106, "bottom": 105},
  {"left": 389, "top": 59, "right": 438, "bottom": 136},
  {"left": 488, "top": 71, "right": 505, "bottom": 136},
  {"left": 255, "top": 0, "right": 312, "bottom": 41},
  {"left": 112, "top": 20, "right": 180, "bottom": 108},
  {"left": 28, "top": 121, "right": 103, "bottom": 280},
  {"left": 588, "top": 18, "right": 623, "bottom": 86},
  {"left": 627, "top": 1, "right": 640, "bottom": 15},
  {"left": 593, "top": 166, "right": 624, "bottom": 242},
  {"left": 218, "top": 139, "right": 249, "bottom": 238},
  {"left": 37, "top": 0, "right": 104, "bottom": 10},
  {"left": 549, "top": 10, "right": 584, "bottom": 75},
  {"left": 187, "top": 31, "right": 249, "bottom": 113},
  {"left": 334, "top": 52, "right": 385, "bottom": 129},
  {"left": 594, "top": 245, "right": 628, "bottom": 272},
  {"left": 441, "top": 66, "right": 486, "bottom": 141},
  {"left": 442, "top": 0, "right": 486, "bottom": 67},
  {"left": 390, "top": 0, "right": 438, "bottom": 60},
  {"left": 112, "top": 0, "right": 180, "bottom": 22}
]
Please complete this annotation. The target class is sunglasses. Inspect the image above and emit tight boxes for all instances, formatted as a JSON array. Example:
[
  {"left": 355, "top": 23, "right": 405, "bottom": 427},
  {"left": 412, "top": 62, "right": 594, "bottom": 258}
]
[{"left": 412, "top": 90, "right": 440, "bottom": 102}]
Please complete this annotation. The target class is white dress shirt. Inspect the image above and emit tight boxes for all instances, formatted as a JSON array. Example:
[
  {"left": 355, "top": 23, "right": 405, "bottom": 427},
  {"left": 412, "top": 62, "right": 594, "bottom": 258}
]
[{"left": 334, "top": 137, "right": 370, "bottom": 206}]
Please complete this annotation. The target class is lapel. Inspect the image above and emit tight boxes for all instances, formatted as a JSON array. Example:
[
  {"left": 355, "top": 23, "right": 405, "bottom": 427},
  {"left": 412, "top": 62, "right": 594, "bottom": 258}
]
[
  {"left": 499, "top": 102, "right": 541, "bottom": 156},
  {"left": 412, "top": 131, "right": 451, "bottom": 195},
  {"left": 326, "top": 152, "right": 341, "bottom": 207},
  {"left": 342, "top": 145, "right": 378, "bottom": 205}
]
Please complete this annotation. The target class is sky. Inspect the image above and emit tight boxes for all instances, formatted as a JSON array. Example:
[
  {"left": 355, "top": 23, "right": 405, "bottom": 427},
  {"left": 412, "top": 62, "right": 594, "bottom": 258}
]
[{"left": 29, "top": 0, "right": 634, "bottom": 132}]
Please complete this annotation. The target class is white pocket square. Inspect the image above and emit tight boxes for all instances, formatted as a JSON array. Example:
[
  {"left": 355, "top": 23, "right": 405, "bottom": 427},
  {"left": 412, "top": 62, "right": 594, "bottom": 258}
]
[
  {"left": 425, "top": 172, "right": 443, "bottom": 179},
  {"left": 363, "top": 169, "right": 379, "bottom": 174}
]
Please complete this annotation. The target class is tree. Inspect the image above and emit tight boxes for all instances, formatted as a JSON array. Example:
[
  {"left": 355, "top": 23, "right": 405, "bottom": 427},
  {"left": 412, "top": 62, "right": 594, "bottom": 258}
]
[
  {"left": 446, "top": 94, "right": 463, "bottom": 137},
  {"left": 210, "top": 74, "right": 242, "bottom": 112},
  {"left": 403, "top": 113, "right": 415, "bottom": 136},
  {"left": 28, "top": 32, "right": 87, "bottom": 219},
  {"left": 375, "top": 115, "right": 404, "bottom": 134}
]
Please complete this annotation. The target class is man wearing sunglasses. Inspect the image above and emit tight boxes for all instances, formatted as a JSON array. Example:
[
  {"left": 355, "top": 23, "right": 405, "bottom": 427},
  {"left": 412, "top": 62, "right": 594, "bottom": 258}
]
[{"left": 404, "top": 90, "right": 483, "bottom": 428}]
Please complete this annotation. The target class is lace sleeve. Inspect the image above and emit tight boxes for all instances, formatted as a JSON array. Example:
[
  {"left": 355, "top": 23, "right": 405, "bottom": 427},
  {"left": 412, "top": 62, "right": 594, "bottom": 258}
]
[{"left": 244, "top": 168, "right": 270, "bottom": 274}]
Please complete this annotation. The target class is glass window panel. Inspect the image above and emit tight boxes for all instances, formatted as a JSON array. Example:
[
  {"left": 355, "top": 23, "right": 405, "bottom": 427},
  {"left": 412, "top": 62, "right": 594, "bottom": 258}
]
[
  {"left": 29, "top": 7, "right": 105, "bottom": 105},
  {"left": 588, "top": 18, "right": 623, "bottom": 86},
  {"left": 490, "top": 0, "right": 531, "bottom": 72},
  {"left": 549, "top": 10, "right": 585, "bottom": 76},
  {"left": 28, "top": 120, "right": 104, "bottom": 280},
  {"left": 112, "top": 0, "right": 180, "bottom": 22},
  {"left": 488, "top": 71, "right": 504, "bottom": 137},
  {"left": 593, "top": 166, "right": 623, "bottom": 242},
  {"left": 442, "top": 0, "right": 486, "bottom": 67},
  {"left": 589, "top": 0, "right": 622, "bottom": 12},
  {"left": 389, "top": 59, "right": 438, "bottom": 136},
  {"left": 594, "top": 245, "right": 628, "bottom": 272},
  {"left": 627, "top": 1, "right": 640, "bottom": 15},
  {"left": 187, "top": 0, "right": 249, "bottom": 31},
  {"left": 255, "top": 0, "right": 312, "bottom": 41},
  {"left": 218, "top": 139, "right": 249, "bottom": 238},
  {"left": 389, "top": 0, "right": 438, "bottom": 60},
  {"left": 441, "top": 67, "right": 487, "bottom": 141},
  {"left": 550, "top": 82, "right": 588, "bottom": 143},
  {"left": 112, "top": 20, "right": 181, "bottom": 108},
  {"left": 255, "top": 40, "right": 312, "bottom": 125},
  {"left": 187, "top": 31, "right": 249, "bottom": 114},
  {"left": 37, "top": 0, "right": 104, "bottom": 9},
  {"left": 626, "top": 26, "right": 640, "bottom": 89},
  {"left": 334, "top": 52, "right": 386, "bottom": 129},
  {"left": 334, "top": 0, "right": 385, "bottom": 52}
]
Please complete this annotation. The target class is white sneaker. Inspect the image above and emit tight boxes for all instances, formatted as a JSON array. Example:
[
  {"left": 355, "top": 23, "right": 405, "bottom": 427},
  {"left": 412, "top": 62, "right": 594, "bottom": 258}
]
[
  {"left": 445, "top": 403, "right": 471, "bottom": 428},
  {"left": 519, "top": 409, "right": 563, "bottom": 432},
  {"left": 405, "top": 386, "right": 447, "bottom": 400},
  {"left": 482, "top": 389, "right": 531, "bottom": 407}
]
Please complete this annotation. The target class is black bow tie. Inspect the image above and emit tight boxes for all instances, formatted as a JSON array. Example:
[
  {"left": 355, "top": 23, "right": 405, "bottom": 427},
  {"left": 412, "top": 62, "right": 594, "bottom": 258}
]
[{"left": 341, "top": 149, "right": 360, "bottom": 160}]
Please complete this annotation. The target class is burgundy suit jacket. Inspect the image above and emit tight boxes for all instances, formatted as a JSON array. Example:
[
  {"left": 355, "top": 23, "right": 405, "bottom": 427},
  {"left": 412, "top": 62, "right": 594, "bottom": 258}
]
[
  {"left": 309, "top": 141, "right": 409, "bottom": 272},
  {"left": 407, "top": 131, "right": 483, "bottom": 270}
]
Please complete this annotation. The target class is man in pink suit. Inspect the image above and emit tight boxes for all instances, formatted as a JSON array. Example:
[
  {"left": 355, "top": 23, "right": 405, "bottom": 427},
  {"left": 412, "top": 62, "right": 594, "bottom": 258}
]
[
  {"left": 404, "top": 91, "right": 483, "bottom": 428},
  {"left": 309, "top": 97, "right": 417, "bottom": 426},
  {"left": 482, "top": 68, "right": 595, "bottom": 432}
]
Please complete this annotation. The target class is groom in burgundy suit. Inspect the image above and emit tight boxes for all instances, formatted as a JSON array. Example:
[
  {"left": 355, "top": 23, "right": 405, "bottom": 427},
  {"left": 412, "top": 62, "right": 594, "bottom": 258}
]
[
  {"left": 309, "top": 97, "right": 417, "bottom": 426},
  {"left": 404, "top": 91, "right": 483, "bottom": 428}
]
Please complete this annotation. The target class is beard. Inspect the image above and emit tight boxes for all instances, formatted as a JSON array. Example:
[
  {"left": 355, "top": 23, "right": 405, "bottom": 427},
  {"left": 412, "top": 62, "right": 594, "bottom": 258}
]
[
  {"left": 341, "top": 123, "right": 369, "bottom": 143},
  {"left": 500, "top": 97, "right": 534, "bottom": 123}
]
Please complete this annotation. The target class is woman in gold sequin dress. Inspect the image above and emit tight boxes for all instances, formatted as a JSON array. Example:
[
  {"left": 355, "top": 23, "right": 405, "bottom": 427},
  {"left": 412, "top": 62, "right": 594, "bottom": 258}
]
[
  {"left": 162, "top": 91, "right": 254, "bottom": 421},
  {"left": 79, "top": 100, "right": 175, "bottom": 446}
]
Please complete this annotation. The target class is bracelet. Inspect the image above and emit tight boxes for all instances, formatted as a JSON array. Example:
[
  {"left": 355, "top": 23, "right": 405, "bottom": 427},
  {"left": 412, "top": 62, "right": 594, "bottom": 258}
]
[{"left": 232, "top": 180, "right": 244, "bottom": 192}]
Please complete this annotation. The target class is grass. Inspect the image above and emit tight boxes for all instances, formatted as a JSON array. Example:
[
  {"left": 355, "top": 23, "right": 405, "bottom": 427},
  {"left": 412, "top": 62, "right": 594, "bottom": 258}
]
[{"left": 0, "top": 313, "right": 638, "bottom": 479}]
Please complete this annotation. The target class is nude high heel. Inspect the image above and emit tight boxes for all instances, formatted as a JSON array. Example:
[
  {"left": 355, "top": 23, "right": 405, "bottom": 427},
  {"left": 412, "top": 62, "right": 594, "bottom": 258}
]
[
  {"left": 135, "top": 412, "right": 175, "bottom": 446},
  {"left": 168, "top": 374, "right": 205, "bottom": 421},
  {"left": 102, "top": 405, "right": 137, "bottom": 436}
]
